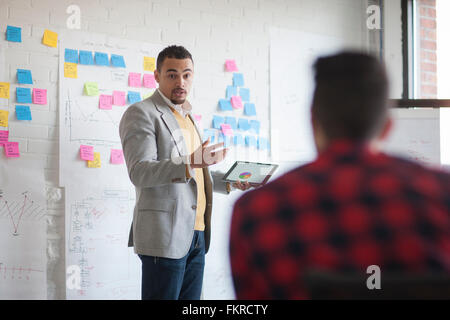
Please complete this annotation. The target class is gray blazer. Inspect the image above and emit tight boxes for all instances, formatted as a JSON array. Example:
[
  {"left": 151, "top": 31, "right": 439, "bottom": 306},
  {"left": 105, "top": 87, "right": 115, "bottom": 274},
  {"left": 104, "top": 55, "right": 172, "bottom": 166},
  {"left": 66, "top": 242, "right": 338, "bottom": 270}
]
[{"left": 119, "top": 90, "right": 228, "bottom": 259}]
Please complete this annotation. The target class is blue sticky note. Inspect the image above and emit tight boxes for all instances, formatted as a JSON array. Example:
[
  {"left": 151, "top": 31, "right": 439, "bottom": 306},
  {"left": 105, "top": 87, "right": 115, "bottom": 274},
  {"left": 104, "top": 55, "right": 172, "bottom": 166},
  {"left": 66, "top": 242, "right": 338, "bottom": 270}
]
[
  {"left": 65, "top": 49, "right": 79, "bottom": 63},
  {"left": 16, "top": 87, "right": 32, "bottom": 103},
  {"left": 79, "top": 50, "right": 94, "bottom": 65},
  {"left": 245, "top": 136, "right": 257, "bottom": 147},
  {"left": 217, "top": 133, "right": 232, "bottom": 147},
  {"left": 219, "top": 99, "right": 232, "bottom": 111},
  {"left": 17, "top": 69, "right": 33, "bottom": 84},
  {"left": 203, "top": 129, "right": 216, "bottom": 143},
  {"left": 233, "top": 73, "right": 244, "bottom": 87},
  {"left": 250, "top": 120, "right": 260, "bottom": 134},
  {"left": 212, "top": 115, "right": 224, "bottom": 129},
  {"left": 225, "top": 116, "right": 237, "bottom": 130},
  {"left": 234, "top": 134, "right": 244, "bottom": 146},
  {"left": 95, "top": 52, "right": 109, "bottom": 66},
  {"left": 127, "top": 91, "right": 141, "bottom": 104},
  {"left": 6, "top": 26, "right": 21, "bottom": 42},
  {"left": 244, "top": 103, "right": 256, "bottom": 116},
  {"left": 15, "top": 105, "right": 32, "bottom": 120},
  {"left": 239, "top": 88, "right": 250, "bottom": 101},
  {"left": 238, "top": 118, "right": 250, "bottom": 131},
  {"left": 226, "top": 86, "right": 237, "bottom": 99},
  {"left": 111, "top": 54, "right": 126, "bottom": 68},
  {"left": 258, "top": 137, "right": 270, "bottom": 150}
]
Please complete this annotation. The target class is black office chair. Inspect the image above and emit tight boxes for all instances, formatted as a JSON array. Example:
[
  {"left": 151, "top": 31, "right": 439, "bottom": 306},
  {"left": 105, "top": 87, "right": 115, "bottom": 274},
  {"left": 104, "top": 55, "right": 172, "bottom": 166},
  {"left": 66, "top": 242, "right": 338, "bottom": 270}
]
[{"left": 303, "top": 269, "right": 450, "bottom": 299}]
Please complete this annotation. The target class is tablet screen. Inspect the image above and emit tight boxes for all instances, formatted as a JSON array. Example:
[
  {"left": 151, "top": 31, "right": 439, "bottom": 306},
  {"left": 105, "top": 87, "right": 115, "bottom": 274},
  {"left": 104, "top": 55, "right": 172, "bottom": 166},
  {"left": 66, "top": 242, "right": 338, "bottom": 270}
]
[{"left": 223, "top": 161, "right": 278, "bottom": 185}]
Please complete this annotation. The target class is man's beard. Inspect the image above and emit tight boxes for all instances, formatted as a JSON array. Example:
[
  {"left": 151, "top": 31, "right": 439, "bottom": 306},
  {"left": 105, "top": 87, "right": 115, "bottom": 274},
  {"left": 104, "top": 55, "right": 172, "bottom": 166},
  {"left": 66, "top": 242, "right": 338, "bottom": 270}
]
[{"left": 170, "top": 98, "right": 186, "bottom": 105}]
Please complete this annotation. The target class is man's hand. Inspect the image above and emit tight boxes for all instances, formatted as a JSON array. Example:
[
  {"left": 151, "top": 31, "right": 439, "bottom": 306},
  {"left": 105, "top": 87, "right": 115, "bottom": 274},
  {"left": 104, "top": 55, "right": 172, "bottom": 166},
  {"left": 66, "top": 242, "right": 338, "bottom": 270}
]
[
  {"left": 190, "top": 138, "right": 228, "bottom": 169},
  {"left": 232, "top": 181, "right": 252, "bottom": 191}
]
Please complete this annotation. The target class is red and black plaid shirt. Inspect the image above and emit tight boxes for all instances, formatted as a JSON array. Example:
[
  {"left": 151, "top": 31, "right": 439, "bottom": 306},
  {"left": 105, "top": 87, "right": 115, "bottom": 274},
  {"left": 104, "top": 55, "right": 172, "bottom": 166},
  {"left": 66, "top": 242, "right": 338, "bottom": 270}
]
[{"left": 230, "top": 140, "right": 450, "bottom": 299}]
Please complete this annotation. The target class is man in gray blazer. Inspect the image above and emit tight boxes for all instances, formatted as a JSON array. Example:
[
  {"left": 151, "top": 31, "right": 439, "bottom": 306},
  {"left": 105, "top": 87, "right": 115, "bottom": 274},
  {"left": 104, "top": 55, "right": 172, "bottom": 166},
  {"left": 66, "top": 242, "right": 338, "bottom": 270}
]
[{"left": 119, "top": 45, "right": 250, "bottom": 300}]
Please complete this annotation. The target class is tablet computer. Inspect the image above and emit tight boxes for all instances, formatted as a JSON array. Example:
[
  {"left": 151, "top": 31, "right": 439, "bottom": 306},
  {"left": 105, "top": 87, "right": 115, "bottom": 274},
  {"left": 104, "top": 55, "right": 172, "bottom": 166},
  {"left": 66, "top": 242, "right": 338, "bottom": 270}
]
[{"left": 222, "top": 161, "right": 279, "bottom": 186}]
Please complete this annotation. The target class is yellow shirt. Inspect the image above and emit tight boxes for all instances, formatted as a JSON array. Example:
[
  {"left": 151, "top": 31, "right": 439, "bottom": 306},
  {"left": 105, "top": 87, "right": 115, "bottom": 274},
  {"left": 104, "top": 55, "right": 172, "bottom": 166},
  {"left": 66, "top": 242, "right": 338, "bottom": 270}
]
[{"left": 171, "top": 108, "right": 206, "bottom": 231}]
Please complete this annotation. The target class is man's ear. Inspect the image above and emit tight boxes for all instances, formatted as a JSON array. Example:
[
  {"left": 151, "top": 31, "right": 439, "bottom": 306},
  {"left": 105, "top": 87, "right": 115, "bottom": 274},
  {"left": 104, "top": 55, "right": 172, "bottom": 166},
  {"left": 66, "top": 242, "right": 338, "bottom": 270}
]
[{"left": 154, "top": 69, "right": 160, "bottom": 83}]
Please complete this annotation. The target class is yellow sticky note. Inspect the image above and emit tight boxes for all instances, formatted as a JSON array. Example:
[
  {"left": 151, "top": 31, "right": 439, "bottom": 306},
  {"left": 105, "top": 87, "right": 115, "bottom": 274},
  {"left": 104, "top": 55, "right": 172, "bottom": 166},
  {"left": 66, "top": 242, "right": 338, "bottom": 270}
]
[
  {"left": 0, "top": 82, "right": 10, "bottom": 99},
  {"left": 87, "top": 152, "right": 101, "bottom": 168},
  {"left": 42, "top": 29, "right": 58, "bottom": 48},
  {"left": 144, "top": 56, "right": 156, "bottom": 72},
  {"left": 0, "top": 110, "right": 9, "bottom": 127},
  {"left": 64, "top": 62, "right": 77, "bottom": 78},
  {"left": 84, "top": 82, "right": 99, "bottom": 96}
]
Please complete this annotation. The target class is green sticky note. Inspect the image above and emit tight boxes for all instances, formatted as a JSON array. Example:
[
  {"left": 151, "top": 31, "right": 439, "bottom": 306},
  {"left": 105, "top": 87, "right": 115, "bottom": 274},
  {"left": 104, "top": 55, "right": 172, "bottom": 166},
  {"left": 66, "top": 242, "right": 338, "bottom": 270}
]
[{"left": 84, "top": 82, "right": 99, "bottom": 96}]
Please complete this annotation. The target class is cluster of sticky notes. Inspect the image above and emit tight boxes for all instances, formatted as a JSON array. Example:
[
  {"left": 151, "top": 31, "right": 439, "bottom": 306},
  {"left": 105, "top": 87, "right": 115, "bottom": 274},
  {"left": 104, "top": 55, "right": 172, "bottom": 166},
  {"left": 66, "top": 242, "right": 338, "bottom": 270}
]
[
  {"left": 144, "top": 57, "right": 156, "bottom": 72},
  {"left": 88, "top": 152, "right": 101, "bottom": 168},
  {"left": 42, "top": 29, "right": 58, "bottom": 48},
  {"left": 0, "top": 82, "right": 10, "bottom": 99},
  {"left": 6, "top": 26, "right": 21, "bottom": 43},
  {"left": 16, "top": 105, "right": 32, "bottom": 120},
  {"left": 80, "top": 145, "right": 100, "bottom": 168},
  {"left": 17, "top": 69, "right": 33, "bottom": 84},
  {"left": 16, "top": 87, "right": 47, "bottom": 105}
]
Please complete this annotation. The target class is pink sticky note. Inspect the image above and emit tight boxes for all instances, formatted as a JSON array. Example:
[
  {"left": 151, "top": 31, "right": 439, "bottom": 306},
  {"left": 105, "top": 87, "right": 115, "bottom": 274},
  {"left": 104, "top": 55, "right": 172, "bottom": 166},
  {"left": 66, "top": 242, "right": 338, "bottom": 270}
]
[
  {"left": 32, "top": 88, "right": 47, "bottom": 105},
  {"left": 113, "top": 91, "right": 126, "bottom": 106},
  {"left": 221, "top": 124, "right": 233, "bottom": 136},
  {"left": 80, "top": 145, "right": 94, "bottom": 161},
  {"left": 99, "top": 94, "right": 113, "bottom": 110},
  {"left": 193, "top": 114, "right": 202, "bottom": 122},
  {"left": 231, "top": 96, "right": 243, "bottom": 109},
  {"left": 128, "top": 72, "right": 141, "bottom": 88},
  {"left": 0, "top": 130, "right": 9, "bottom": 143},
  {"left": 110, "top": 149, "right": 124, "bottom": 164},
  {"left": 143, "top": 74, "right": 157, "bottom": 88},
  {"left": 225, "top": 59, "right": 238, "bottom": 72},
  {"left": 4, "top": 142, "right": 19, "bottom": 158}
]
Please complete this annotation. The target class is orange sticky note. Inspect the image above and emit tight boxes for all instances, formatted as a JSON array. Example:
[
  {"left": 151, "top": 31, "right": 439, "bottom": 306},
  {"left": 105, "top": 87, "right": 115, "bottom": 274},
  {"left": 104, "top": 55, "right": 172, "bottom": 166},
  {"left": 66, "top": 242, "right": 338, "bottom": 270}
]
[
  {"left": 43, "top": 29, "right": 58, "bottom": 47},
  {"left": 0, "top": 110, "right": 9, "bottom": 127},
  {"left": 143, "top": 57, "right": 156, "bottom": 72},
  {"left": 0, "top": 82, "right": 10, "bottom": 99},
  {"left": 64, "top": 62, "right": 77, "bottom": 78}
]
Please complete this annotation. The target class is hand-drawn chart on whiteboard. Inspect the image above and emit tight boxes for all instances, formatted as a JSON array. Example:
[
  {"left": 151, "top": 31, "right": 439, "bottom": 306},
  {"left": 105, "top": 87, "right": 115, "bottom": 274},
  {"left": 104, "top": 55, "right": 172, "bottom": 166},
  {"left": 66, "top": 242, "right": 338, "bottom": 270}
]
[{"left": 0, "top": 161, "right": 46, "bottom": 299}]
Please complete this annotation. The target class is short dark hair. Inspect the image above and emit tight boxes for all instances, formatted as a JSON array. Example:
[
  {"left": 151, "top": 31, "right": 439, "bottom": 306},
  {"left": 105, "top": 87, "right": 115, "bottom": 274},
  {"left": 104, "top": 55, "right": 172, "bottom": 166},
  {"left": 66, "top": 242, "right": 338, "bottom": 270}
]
[
  {"left": 311, "top": 51, "right": 389, "bottom": 141},
  {"left": 156, "top": 45, "right": 193, "bottom": 72}
]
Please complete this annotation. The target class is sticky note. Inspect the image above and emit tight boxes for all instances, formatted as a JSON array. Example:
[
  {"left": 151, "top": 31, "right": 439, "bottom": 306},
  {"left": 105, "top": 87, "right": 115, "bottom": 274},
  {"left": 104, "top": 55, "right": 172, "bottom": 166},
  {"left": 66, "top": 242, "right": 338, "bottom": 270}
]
[
  {"left": 221, "top": 124, "right": 233, "bottom": 136},
  {"left": 143, "top": 74, "right": 157, "bottom": 88},
  {"left": 113, "top": 91, "right": 126, "bottom": 106},
  {"left": 217, "top": 133, "right": 232, "bottom": 147},
  {"left": 143, "top": 91, "right": 154, "bottom": 100},
  {"left": 128, "top": 91, "right": 141, "bottom": 104},
  {"left": 219, "top": 99, "right": 232, "bottom": 111},
  {"left": 65, "top": 49, "right": 78, "bottom": 63},
  {"left": 4, "top": 142, "right": 19, "bottom": 157},
  {"left": 0, "top": 110, "right": 9, "bottom": 127},
  {"left": 233, "top": 73, "right": 244, "bottom": 87},
  {"left": 193, "top": 114, "right": 202, "bottom": 122},
  {"left": 203, "top": 129, "right": 216, "bottom": 143},
  {"left": 80, "top": 145, "right": 94, "bottom": 161},
  {"left": 64, "top": 62, "right": 78, "bottom": 78},
  {"left": 226, "top": 86, "right": 237, "bottom": 99},
  {"left": 234, "top": 134, "right": 244, "bottom": 146},
  {"left": 95, "top": 52, "right": 109, "bottom": 66},
  {"left": 15, "top": 105, "right": 32, "bottom": 120},
  {"left": 144, "top": 57, "right": 156, "bottom": 72},
  {"left": 17, "top": 69, "right": 33, "bottom": 84},
  {"left": 6, "top": 26, "right": 21, "bottom": 42},
  {"left": 231, "top": 96, "right": 243, "bottom": 109},
  {"left": 238, "top": 118, "right": 250, "bottom": 131},
  {"left": 16, "top": 87, "right": 31, "bottom": 103},
  {"left": 258, "top": 137, "right": 270, "bottom": 150},
  {"left": 84, "top": 82, "right": 99, "bottom": 96},
  {"left": 212, "top": 115, "right": 224, "bottom": 129},
  {"left": 244, "top": 103, "right": 256, "bottom": 116},
  {"left": 99, "top": 95, "right": 113, "bottom": 110},
  {"left": 32, "top": 88, "right": 47, "bottom": 105},
  {"left": 0, "top": 82, "right": 10, "bottom": 99},
  {"left": 225, "top": 59, "right": 238, "bottom": 72},
  {"left": 42, "top": 29, "right": 58, "bottom": 48},
  {"left": 79, "top": 50, "right": 94, "bottom": 65},
  {"left": 250, "top": 120, "right": 260, "bottom": 134},
  {"left": 240, "top": 88, "right": 250, "bottom": 102},
  {"left": 0, "top": 130, "right": 8, "bottom": 143},
  {"left": 129, "top": 72, "right": 141, "bottom": 87},
  {"left": 245, "top": 136, "right": 257, "bottom": 147},
  {"left": 225, "top": 116, "right": 237, "bottom": 130},
  {"left": 110, "top": 149, "right": 124, "bottom": 164},
  {"left": 87, "top": 152, "right": 101, "bottom": 168},
  {"left": 111, "top": 54, "right": 126, "bottom": 68}
]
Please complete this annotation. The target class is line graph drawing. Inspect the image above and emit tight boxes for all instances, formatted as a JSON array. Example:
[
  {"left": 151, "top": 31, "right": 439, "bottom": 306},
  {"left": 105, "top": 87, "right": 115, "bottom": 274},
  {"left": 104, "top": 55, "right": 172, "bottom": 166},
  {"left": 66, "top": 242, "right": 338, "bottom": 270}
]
[{"left": 0, "top": 263, "right": 45, "bottom": 281}]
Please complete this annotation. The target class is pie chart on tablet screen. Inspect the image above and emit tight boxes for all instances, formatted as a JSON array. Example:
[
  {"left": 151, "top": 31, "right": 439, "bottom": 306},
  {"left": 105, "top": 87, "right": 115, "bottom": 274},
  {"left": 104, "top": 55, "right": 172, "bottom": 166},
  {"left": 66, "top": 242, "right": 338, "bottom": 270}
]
[{"left": 239, "top": 172, "right": 252, "bottom": 179}]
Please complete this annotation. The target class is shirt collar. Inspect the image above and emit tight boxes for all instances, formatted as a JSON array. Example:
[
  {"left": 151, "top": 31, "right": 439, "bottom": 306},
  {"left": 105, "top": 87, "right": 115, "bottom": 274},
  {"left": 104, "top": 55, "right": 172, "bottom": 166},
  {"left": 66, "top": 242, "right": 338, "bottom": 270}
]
[{"left": 157, "top": 89, "right": 190, "bottom": 118}]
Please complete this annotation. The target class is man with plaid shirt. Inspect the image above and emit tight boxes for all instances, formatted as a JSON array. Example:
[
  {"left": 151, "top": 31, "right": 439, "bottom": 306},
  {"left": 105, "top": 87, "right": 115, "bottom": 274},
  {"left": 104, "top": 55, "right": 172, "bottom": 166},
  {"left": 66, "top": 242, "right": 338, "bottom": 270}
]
[{"left": 229, "top": 52, "right": 450, "bottom": 299}]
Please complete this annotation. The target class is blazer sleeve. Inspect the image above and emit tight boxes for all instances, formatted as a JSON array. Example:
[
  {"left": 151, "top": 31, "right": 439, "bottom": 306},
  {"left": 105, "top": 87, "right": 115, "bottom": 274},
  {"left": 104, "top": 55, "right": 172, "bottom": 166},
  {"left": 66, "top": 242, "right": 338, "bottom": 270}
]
[
  {"left": 211, "top": 170, "right": 230, "bottom": 195},
  {"left": 119, "top": 105, "right": 190, "bottom": 188}
]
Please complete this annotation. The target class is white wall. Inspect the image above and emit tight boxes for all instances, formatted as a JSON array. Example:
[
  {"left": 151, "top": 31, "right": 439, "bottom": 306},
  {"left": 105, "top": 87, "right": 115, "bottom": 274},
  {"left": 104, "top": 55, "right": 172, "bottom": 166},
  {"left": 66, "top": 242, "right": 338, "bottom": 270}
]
[{"left": 0, "top": 0, "right": 371, "bottom": 299}]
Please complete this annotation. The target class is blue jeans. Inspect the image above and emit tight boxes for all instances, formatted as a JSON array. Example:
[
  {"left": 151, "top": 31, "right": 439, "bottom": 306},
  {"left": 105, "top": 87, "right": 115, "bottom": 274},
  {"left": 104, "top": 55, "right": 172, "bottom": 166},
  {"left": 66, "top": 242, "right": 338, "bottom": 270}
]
[{"left": 138, "top": 230, "right": 205, "bottom": 300}]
